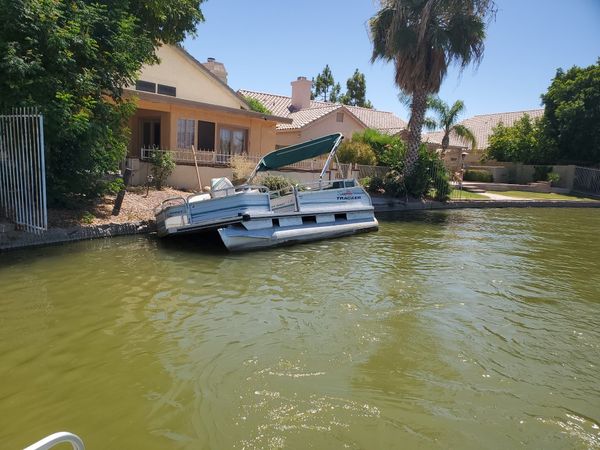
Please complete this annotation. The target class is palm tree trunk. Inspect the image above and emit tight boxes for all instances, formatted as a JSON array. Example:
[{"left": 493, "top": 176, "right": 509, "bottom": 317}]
[{"left": 405, "top": 88, "right": 427, "bottom": 176}]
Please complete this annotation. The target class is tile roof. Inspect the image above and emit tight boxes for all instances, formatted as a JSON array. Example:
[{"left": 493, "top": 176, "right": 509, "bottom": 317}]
[
  {"left": 423, "top": 109, "right": 544, "bottom": 150},
  {"left": 239, "top": 89, "right": 407, "bottom": 132}
]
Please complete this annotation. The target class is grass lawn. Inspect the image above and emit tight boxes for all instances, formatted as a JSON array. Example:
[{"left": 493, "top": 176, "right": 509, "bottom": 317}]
[
  {"left": 450, "top": 189, "right": 489, "bottom": 200},
  {"left": 497, "top": 190, "right": 598, "bottom": 201}
]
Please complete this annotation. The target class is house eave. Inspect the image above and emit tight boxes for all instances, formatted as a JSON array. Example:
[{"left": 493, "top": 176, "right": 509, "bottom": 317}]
[{"left": 124, "top": 89, "right": 293, "bottom": 124}]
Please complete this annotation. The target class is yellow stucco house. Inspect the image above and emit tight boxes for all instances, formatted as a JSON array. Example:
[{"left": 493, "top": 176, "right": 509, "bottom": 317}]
[
  {"left": 240, "top": 77, "right": 407, "bottom": 148},
  {"left": 123, "top": 45, "right": 291, "bottom": 189}
]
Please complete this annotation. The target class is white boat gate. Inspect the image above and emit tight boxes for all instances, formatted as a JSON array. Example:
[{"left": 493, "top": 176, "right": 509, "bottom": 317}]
[{"left": 0, "top": 107, "right": 47, "bottom": 233}]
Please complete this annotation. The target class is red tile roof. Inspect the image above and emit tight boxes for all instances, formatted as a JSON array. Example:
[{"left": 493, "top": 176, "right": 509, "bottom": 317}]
[
  {"left": 239, "top": 89, "right": 407, "bottom": 133},
  {"left": 423, "top": 109, "right": 544, "bottom": 150}
]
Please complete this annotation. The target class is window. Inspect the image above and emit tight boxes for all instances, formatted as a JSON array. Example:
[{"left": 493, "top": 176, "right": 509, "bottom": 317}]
[
  {"left": 219, "top": 126, "right": 248, "bottom": 155},
  {"left": 198, "top": 121, "right": 216, "bottom": 151},
  {"left": 135, "top": 80, "right": 156, "bottom": 93},
  {"left": 177, "top": 119, "right": 195, "bottom": 149},
  {"left": 141, "top": 119, "right": 161, "bottom": 148},
  {"left": 336, "top": 112, "right": 344, "bottom": 123},
  {"left": 157, "top": 84, "right": 176, "bottom": 97}
]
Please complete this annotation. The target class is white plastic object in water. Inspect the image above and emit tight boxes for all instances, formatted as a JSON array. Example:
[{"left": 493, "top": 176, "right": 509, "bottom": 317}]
[{"left": 23, "top": 432, "right": 85, "bottom": 450}]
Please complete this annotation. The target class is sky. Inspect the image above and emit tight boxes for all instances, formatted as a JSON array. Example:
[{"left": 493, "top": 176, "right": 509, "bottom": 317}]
[{"left": 184, "top": 0, "right": 600, "bottom": 121}]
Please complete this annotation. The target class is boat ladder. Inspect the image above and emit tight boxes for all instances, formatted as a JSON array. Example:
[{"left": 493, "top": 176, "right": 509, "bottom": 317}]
[{"left": 23, "top": 432, "right": 84, "bottom": 450}]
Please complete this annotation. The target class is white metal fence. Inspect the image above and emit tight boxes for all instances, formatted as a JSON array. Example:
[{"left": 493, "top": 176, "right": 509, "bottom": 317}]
[
  {"left": 0, "top": 107, "right": 47, "bottom": 233},
  {"left": 141, "top": 147, "right": 327, "bottom": 171}
]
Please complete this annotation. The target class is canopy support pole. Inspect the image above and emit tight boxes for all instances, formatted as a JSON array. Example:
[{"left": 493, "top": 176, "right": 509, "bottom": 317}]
[{"left": 319, "top": 135, "right": 344, "bottom": 182}]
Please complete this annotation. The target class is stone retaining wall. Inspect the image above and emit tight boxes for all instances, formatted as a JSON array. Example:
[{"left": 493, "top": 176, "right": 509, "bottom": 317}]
[
  {"left": 372, "top": 196, "right": 600, "bottom": 213},
  {"left": 0, "top": 221, "right": 155, "bottom": 251}
]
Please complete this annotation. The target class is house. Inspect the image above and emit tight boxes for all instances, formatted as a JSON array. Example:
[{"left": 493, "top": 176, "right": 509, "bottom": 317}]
[
  {"left": 423, "top": 109, "right": 544, "bottom": 168},
  {"left": 240, "top": 77, "right": 407, "bottom": 148},
  {"left": 123, "top": 45, "right": 291, "bottom": 189}
]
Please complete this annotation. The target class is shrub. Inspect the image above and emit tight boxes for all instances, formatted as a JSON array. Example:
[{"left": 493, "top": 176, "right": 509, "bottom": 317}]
[
  {"left": 150, "top": 150, "right": 175, "bottom": 190},
  {"left": 255, "top": 174, "right": 295, "bottom": 192},
  {"left": 243, "top": 96, "right": 272, "bottom": 115},
  {"left": 348, "top": 128, "right": 406, "bottom": 166},
  {"left": 337, "top": 141, "right": 378, "bottom": 165},
  {"left": 533, "top": 165, "right": 552, "bottom": 181},
  {"left": 463, "top": 169, "right": 493, "bottom": 182},
  {"left": 230, "top": 155, "right": 255, "bottom": 184},
  {"left": 547, "top": 172, "right": 560, "bottom": 185},
  {"left": 360, "top": 176, "right": 385, "bottom": 193},
  {"left": 382, "top": 144, "right": 451, "bottom": 200}
]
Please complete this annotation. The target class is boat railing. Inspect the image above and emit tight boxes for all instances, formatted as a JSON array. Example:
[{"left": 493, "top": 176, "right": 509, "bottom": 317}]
[
  {"left": 154, "top": 196, "right": 187, "bottom": 216},
  {"left": 24, "top": 431, "right": 85, "bottom": 450},
  {"left": 296, "top": 178, "right": 357, "bottom": 191}
]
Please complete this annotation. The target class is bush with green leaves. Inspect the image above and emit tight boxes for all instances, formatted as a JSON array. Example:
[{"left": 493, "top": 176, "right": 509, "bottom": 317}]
[
  {"left": 547, "top": 172, "right": 560, "bottom": 185},
  {"left": 337, "top": 141, "right": 378, "bottom": 165},
  {"left": 348, "top": 128, "right": 406, "bottom": 166},
  {"left": 360, "top": 176, "right": 385, "bottom": 193},
  {"left": 150, "top": 151, "right": 176, "bottom": 190},
  {"left": 380, "top": 144, "right": 451, "bottom": 201},
  {"left": 0, "top": 0, "right": 205, "bottom": 205},
  {"left": 463, "top": 169, "right": 493, "bottom": 182},
  {"left": 533, "top": 165, "right": 552, "bottom": 181},
  {"left": 255, "top": 174, "right": 295, "bottom": 192},
  {"left": 243, "top": 96, "right": 272, "bottom": 115}
]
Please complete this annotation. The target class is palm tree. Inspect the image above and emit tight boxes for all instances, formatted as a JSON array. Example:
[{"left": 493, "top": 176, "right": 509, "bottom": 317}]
[
  {"left": 370, "top": 0, "right": 495, "bottom": 176},
  {"left": 425, "top": 97, "right": 477, "bottom": 155}
]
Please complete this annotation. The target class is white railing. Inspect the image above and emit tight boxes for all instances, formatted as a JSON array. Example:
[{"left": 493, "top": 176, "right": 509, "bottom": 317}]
[
  {"left": 0, "top": 107, "right": 47, "bottom": 233},
  {"left": 23, "top": 431, "right": 84, "bottom": 450},
  {"left": 140, "top": 148, "right": 327, "bottom": 172}
]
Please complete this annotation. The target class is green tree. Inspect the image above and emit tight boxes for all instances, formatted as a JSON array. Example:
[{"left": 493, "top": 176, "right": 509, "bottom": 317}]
[
  {"left": 425, "top": 97, "right": 476, "bottom": 154},
  {"left": 341, "top": 69, "right": 373, "bottom": 108},
  {"left": 337, "top": 141, "right": 378, "bottom": 165},
  {"left": 0, "top": 0, "right": 205, "bottom": 205},
  {"left": 313, "top": 65, "right": 336, "bottom": 102},
  {"left": 370, "top": 0, "right": 495, "bottom": 176},
  {"left": 244, "top": 96, "right": 272, "bottom": 115},
  {"left": 330, "top": 82, "right": 342, "bottom": 103},
  {"left": 541, "top": 59, "right": 600, "bottom": 165},
  {"left": 484, "top": 114, "right": 555, "bottom": 164}
]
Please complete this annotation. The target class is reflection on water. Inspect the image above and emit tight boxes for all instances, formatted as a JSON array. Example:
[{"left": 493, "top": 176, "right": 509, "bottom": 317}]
[{"left": 0, "top": 208, "right": 599, "bottom": 449}]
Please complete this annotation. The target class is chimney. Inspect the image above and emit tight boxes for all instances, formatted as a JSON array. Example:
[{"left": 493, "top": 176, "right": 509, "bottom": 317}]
[
  {"left": 202, "top": 57, "right": 228, "bottom": 85},
  {"left": 291, "top": 76, "right": 312, "bottom": 111}
]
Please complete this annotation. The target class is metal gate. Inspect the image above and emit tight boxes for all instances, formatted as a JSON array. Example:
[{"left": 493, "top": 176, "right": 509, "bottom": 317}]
[
  {"left": 0, "top": 107, "right": 47, "bottom": 233},
  {"left": 573, "top": 166, "right": 600, "bottom": 197}
]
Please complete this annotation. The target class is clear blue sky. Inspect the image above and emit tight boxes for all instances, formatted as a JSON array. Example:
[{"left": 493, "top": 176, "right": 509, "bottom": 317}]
[{"left": 184, "top": 0, "right": 600, "bottom": 121}]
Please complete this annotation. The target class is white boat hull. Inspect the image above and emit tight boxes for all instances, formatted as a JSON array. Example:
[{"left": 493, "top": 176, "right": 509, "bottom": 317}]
[{"left": 218, "top": 215, "right": 378, "bottom": 251}]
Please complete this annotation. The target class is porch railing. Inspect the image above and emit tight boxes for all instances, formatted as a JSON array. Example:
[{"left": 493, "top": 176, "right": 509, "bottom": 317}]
[{"left": 140, "top": 148, "right": 327, "bottom": 172}]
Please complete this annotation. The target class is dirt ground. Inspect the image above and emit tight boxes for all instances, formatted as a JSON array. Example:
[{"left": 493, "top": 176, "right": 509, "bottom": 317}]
[{"left": 47, "top": 186, "right": 193, "bottom": 228}]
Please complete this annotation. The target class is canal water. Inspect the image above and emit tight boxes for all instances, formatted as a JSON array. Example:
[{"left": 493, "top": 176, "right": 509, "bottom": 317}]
[{"left": 1, "top": 208, "right": 599, "bottom": 449}]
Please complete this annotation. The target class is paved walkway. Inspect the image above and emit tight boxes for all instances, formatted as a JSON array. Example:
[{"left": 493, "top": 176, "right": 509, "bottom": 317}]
[{"left": 479, "top": 192, "right": 519, "bottom": 200}]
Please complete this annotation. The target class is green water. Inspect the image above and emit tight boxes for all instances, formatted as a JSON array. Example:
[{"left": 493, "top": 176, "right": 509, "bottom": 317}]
[{"left": 1, "top": 208, "right": 599, "bottom": 449}]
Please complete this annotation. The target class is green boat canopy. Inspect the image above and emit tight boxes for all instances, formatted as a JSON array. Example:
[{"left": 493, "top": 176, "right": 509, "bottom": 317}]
[{"left": 253, "top": 133, "right": 343, "bottom": 173}]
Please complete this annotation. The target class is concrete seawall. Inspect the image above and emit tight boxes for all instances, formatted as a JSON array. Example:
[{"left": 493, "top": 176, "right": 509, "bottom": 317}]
[
  {"left": 0, "top": 221, "right": 154, "bottom": 251},
  {"left": 372, "top": 197, "right": 600, "bottom": 213}
]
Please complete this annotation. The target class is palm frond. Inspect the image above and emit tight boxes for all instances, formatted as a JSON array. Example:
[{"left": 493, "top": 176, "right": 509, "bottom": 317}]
[
  {"left": 451, "top": 124, "right": 477, "bottom": 149},
  {"left": 423, "top": 117, "right": 438, "bottom": 131}
]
